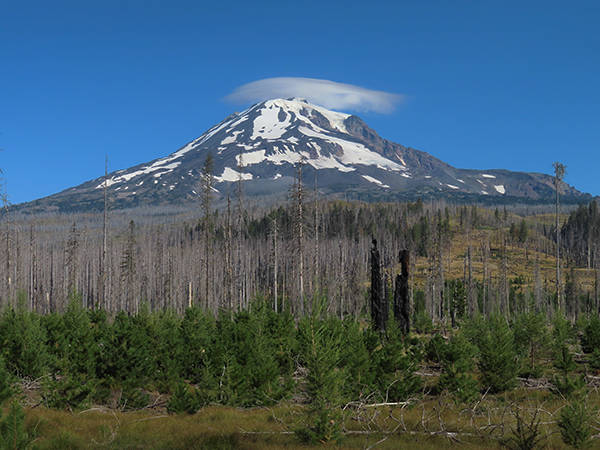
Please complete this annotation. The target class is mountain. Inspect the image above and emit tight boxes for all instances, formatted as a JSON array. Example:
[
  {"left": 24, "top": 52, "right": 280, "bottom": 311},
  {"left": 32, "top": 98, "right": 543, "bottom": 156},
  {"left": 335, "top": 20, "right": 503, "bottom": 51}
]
[{"left": 23, "top": 98, "right": 588, "bottom": 212}]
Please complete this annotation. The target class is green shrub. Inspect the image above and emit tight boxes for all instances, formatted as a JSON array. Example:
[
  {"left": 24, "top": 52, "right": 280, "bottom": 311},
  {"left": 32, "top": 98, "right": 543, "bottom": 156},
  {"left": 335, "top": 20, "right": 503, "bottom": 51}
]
[
  {"left": 500, "top": 406, "right": 547, "bottom": 450},
  {"left": 0, "top": 400, "right": 36, "bottom": 450},
  {"left": 42, "top": 367, "right": 93, "bottom": 411},
  {"left": 413, "top": 310, "right": 433, "bottom": 334},
  {"left": 559, "top": 399, "right": 593, "bottom": 449},
  {"left": 554, "top": 345, "right": 577, "bottom": 375},
  {"left": 589, "top": 348, "right": 600, "bottom": 371},
  {"left": 118, "top": 382, "right": 150, "bottom": 410},
  {"left": 552, "top": 373, "right": 587, "bottom": 400},
  {"left": 425, "top": 333, "right": 446, "bottom": 364},
  {"left": 167, "top": 382, "right": 200, "bottom": 414},
  {"left": 581, "top": 315, "right": 600, "bottom": 354}
]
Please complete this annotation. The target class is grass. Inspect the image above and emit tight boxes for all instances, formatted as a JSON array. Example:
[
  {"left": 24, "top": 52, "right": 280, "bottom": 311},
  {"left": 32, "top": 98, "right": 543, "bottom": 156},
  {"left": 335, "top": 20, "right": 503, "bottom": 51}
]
[
  {"left": 407, "top": 214, "right": 597, "bottom": 298},
  {"left": 20, "top": 388, "right": 597, "bottom": 449}
]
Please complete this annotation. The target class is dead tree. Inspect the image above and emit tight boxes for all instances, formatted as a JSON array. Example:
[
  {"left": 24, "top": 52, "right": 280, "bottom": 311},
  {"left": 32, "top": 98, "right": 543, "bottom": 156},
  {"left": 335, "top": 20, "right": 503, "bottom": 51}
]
[
  {"left": 553, "top": 161, "right": 567, "bottom": 311},
  {"left": 394, "top": 249, "right": 410, "bottom": 335},
  {"left": 370, "top": 238, "right": 387, "bottom": 332}
]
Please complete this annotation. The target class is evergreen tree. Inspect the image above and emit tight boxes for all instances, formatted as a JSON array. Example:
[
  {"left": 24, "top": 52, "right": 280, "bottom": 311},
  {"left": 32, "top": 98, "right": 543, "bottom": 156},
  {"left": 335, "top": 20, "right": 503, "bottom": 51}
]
[
  {"left": 296, "top": 305, "right": 345, "bottom": 444},
  {"left": 339, "top": 319, "right": 375, "bottom": 399},
  {"left": 0, "top": 400, "right": 35, "bottom": 450},
  {"left": 513, "top": 311, "right": 548, "bottom": 378},
  {"left": 178, "top": 306, "right": 215, "bottom": 385},
  {"left": 477, "top": 316, "right": 519, "bottom": 393},
  {"left": 0, "top": 358, "right": 35, "bottom": 450},
  {"left": 150, "top": 309, "right": 183, "bottom": 392},
  {"left": 581, "top": 314, "right": 600, "bottom": 354},
  {"left": 437, "top": 333, "right": 479, "bottom": 403},
  {"left": 228, "top": 303, "right": 288, "bottom": 407},
  {"left": 376, "top": 318, "right": 422, "bottom": 401},
  {"left": 518, "top": 218, "right": 529, "bottom": 244},
  {"left": 0, "top": 308, "right": 48, "bottom": 378}
]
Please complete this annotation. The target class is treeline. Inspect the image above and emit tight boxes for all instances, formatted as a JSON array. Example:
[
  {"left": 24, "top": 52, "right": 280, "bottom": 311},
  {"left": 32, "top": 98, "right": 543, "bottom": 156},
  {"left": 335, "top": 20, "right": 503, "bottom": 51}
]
[
  {"left": 0, "top": 198, "right": 446, "bottom": 317},
  {"left": 0, "top": 196, "right": 598, "bottom": 322},
  {"left": 561, "top": 200, "right": 600, "bottom": 268}
]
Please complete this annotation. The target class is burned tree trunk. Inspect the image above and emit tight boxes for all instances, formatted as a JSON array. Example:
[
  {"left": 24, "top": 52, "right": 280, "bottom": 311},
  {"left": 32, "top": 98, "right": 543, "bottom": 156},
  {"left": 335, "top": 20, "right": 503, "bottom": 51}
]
[
  {"left": 370, "top": 239, "right": 387, "bottom": 332},
  {"left": 394, "top": 250, "right": 410, "bottom": 335}
]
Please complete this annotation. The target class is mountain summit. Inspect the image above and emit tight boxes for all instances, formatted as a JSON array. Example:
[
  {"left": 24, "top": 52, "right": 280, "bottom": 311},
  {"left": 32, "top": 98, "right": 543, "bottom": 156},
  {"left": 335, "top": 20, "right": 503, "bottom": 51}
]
[{"left": 28, "top": 98, "right": 585, "bottom": 211}]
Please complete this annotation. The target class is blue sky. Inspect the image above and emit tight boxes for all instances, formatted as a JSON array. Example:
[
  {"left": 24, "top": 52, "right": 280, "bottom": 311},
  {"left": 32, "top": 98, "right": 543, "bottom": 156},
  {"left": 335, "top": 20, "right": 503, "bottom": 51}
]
[{"left": 1, "top": 0, "right": 599, "bottom": 205}]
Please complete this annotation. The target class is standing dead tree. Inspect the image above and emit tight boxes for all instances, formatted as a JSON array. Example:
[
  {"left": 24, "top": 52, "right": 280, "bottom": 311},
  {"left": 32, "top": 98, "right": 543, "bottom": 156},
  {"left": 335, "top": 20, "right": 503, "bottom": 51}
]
[
  {"left": 99, "top": 156, "right": 110, "bottom": 311},
  {"left": 200, "top": 152, "right": 215, "bottom": 310},
  {"left": 394, "top": 250, "right": 410, "bottom": 335},
  {"left": 553, "top": 161, "right": 567, "bottom": 311},
  {"left": 289, "top": 157, "right": 306, "bottom": 316},
  {"left": 0, "top": 155, "right": 12, "bottom": 309},
  {"left": 370, "top": 238, "right": 387, "bottom": 333}
]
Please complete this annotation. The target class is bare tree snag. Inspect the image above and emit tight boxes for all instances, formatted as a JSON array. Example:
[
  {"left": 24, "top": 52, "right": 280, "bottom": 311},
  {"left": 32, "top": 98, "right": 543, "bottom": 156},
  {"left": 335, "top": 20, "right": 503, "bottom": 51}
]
[
  {"left": 394, "top": 249, "right": 410, "bottom": 335},
  {"left": 553, "top": 161, "right": 567, "bottom": 311},
  {"left": 370, "top": 238, "right": 387, "bottom": 332}
]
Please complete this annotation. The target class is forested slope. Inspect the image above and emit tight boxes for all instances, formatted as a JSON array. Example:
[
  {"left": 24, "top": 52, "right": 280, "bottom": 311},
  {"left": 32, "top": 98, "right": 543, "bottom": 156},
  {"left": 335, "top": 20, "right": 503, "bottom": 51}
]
[{"left": 1, "top": 197, "right": 600, "bottom": 447}]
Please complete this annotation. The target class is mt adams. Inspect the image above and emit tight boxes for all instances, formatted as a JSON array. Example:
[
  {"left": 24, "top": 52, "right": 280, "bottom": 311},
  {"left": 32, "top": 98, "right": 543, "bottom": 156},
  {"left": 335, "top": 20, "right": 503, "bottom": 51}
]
[{"left": 28, "top": 98, "right": 585, "bottom": 211}]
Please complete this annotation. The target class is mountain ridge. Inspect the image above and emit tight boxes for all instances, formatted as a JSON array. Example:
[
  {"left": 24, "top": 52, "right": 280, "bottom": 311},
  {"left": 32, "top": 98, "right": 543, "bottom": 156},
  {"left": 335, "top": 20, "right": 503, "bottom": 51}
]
[{"left": 16, "top": 98, "right": 590, "bottom": 212}]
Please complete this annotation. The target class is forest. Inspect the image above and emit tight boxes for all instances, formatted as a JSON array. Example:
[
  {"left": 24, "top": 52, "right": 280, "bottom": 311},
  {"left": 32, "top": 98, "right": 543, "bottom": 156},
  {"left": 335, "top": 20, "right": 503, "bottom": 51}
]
[{"left": 1, "top": 178, "right": 600, "bottom": 448}]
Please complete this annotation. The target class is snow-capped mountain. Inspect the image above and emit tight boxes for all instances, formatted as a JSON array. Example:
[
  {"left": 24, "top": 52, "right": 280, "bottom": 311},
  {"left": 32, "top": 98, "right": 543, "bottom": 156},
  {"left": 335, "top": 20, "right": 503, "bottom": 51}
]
[{"left": 27, "top": 98, "right": 586, "bottom": 211}]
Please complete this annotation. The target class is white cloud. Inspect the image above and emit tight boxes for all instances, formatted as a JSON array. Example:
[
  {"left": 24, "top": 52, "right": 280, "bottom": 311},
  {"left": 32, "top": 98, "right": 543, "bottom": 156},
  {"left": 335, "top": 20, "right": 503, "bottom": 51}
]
[{"left": 225, "top": 77, "right": 403, "bottom": 114}]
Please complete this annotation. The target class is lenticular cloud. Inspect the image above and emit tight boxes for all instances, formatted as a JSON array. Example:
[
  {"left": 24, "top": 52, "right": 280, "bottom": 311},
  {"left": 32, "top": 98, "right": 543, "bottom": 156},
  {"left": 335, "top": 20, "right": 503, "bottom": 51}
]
[{"left": 225, "top": 77, "right": 403, "bottom": 114}]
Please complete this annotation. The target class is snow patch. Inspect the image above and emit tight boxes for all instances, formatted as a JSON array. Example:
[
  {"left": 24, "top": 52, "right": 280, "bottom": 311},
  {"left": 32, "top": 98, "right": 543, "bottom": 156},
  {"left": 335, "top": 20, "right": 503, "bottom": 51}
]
[
  {"left": 308, "top": 154, "right": 356, "bottom": 172},
  {"left": 96, "top": 161, "right": 181, "bottom": 189},
  {"left": 214, "top": 167, "right": 254, "bottom": 183},
  {"left": 481, "top": 174, "right": 496, "bottom": 178},
  {"left": 221, "top": 130, "right": 243, "bottom": 146},
  {"left": 362, "top": 175, "right": 390, "bottom": 188},
  {"left": 251, "top": 102, "right": 293, "bottom": 140},
  {"left": 494, "top": 185, "right": 506, "bottom": 194},
  {"left": 298, "top": 126, "right": 407, "bottom": 172},
  {"left": 447, "top": 184, "right": 460, "bottom": 190},
  {"left": 240, "top": 150, "right": 267, "bottom": 165}
]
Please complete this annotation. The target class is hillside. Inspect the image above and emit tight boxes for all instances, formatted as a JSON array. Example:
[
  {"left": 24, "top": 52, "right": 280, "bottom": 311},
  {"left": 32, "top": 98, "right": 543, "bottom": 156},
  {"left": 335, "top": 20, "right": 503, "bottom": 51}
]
[{"left": 13, "top": 98, "right": 590, "bottom": 213}]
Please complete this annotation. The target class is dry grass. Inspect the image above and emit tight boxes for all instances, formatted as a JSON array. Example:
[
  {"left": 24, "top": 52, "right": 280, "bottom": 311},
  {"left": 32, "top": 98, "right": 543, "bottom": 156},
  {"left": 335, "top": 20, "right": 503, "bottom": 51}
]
[
  {"left": 408, "top": 212, "right": 596, "bottom": 297},
  {"left": 21, "top": 388, "right": 600, "bottom": 449}
]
